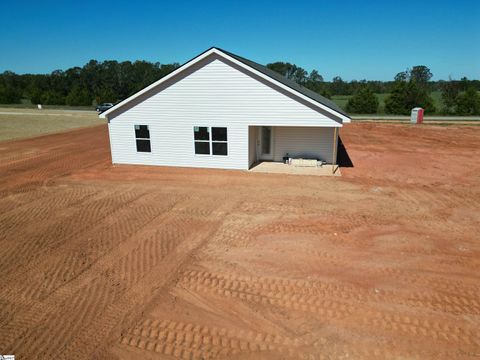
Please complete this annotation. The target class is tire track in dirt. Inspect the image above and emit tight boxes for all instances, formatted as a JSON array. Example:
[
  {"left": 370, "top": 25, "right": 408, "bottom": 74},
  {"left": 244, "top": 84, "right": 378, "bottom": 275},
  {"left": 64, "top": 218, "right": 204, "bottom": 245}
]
[
  {"left": 0, "top": 212, "right": 185, "bottom": 354},
  {"left": 0, "top": 186, "right": 141, "bottom": 277},
  {"left": 0, "top": 300, "right": 15, "bottom": 328},
  {"left": 210, "top": 224, "right": 255, "bottom": 245},
  {"left": 308, "top": 338, "right": 469, "bottom": 360},
  {"left": 248, "top": 212, "right": 390, "bottom": 239},
  {"left": 359, "top": 310, "right": 479, "bottom": 347},
  {"left": 182, "top": 270, "right": 480, "bottom": 316},
  {"left": 0, "top": 148, "right": 44, "bottom": 168},
  {"left": 238, "top": 200, "right": 308, "bottom": 215},
  {"left": 119, "top": 318, "right": 462, "bottom": 360},
  {"left": 386, "top": 244, "right": 480, "bottom": 267},
  {"left": 178, "top": 271, "right": 480, "bottom": 348},
  {"left": 179, "top": 271, "right": 354, "bottom": 321},
  {"left": 291, "top": 246, "right": 480, "bottom": 306},
  {"left": 0, "top": 142, "right": 105, "bottom": 193},
  {"left": 0, "top": 185, "right": 99, "bottom": 241},
  {"left": 0, "top": 186, "right": 51, "bottom": 215},
  {"left": 220, "top": 218, "right": 480, "bottom": 301},
  {"left": 244, "top": 215, "right": 480, "bottom": 298},
  {"left": 361, "top": 263, "right": 480, "bottom": 299},
  {"left": 0, "top": 194, "right": 188, "bottom": 348},
  {"left": 113, "top": 215, "right": 196, "bottom": 287},
  {"left": 2, "top": 199, "right": 228, "bottom": 359},
  {"left": 119, "top": 318, "right": 309, "bottom": 359},
  {"left": 61, "top": 221, "right": 225, "bottom": 359},
  {"left": 395, "top": 185, "right": 479, "bottom": 211},
  {"left": 0, "top": 192, "right": 180, "bottom": 338},
  {"left": 0, "top": 151, "right": 71, "bottom": 192}
]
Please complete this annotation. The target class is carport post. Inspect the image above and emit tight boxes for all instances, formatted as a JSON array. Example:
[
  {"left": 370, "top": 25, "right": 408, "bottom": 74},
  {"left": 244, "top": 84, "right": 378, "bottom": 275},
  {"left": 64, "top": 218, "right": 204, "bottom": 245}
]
[{"left": 332, "top": 127, "right": 338, "bottom": 174}]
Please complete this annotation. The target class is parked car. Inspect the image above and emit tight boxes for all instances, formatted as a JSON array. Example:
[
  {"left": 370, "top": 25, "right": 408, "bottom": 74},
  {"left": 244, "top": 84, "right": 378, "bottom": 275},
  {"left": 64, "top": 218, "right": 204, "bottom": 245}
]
[{"left": 96, "top": 103, "right": 114, "bottom": 112}]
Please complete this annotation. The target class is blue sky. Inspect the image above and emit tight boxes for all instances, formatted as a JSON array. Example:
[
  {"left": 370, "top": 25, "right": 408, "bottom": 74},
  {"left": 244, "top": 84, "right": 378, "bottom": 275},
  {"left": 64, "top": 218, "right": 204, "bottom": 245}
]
[{"left": 1, "top": 0, "right": 479, "bottom": 80}]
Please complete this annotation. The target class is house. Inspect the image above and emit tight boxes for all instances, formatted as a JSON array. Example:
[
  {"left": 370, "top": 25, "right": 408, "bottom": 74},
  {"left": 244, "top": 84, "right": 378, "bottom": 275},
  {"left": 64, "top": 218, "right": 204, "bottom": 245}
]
[{"left": 100, "top": 47, "right": 350, "bottom": 170}]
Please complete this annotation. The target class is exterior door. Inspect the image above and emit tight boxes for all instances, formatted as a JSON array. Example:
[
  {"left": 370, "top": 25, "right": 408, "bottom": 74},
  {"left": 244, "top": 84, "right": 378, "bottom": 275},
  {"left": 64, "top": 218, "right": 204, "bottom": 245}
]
[{"left": 258, "top": 126, "right": 274, "bottom": 160}]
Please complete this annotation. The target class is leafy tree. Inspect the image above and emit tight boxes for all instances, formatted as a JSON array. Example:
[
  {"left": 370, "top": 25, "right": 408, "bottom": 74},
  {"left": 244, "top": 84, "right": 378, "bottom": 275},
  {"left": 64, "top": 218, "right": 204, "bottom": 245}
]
[
  {"left": 42, "top": 91, "right": 65, "bottom": 105},
  {"left": 293, "top": 67, "right": 308, "bottom": 85},
  {"left": 308, "top": 70, "right": 323, "bottom": 83},
  {"left": 266, "top": 61, "right": 310, "bottom": 85},
  {"left": 386, "top": 65, "right": 435, "bottom": 114},
  {"left": 266, "top": 62, "right": 298, "bottom": 80},
  {"left": 319, "top": 89, "right": 332, "bottom": 99},
  {"left": 394, "top": 70, "right": 409, "bottom": 82},
  {"left": 0, "top": 71, "right": 22, "bottom": 103},
  {"left": 410, "top": 65, "right": 433, "bottom": 86},
  {"left": 460, "top": 76, "right": 469, "bottom": 91},
  {"left": 455, "top": 87, "right": 480, "bottom": 115},
  {"left": 346, "top": 87, "right": 379, "bottom": 114},
  {"left": 331, "top": 76, "right": 349, "bottom": 95},
  {"left": 385, "top": 81, "right": 435, "bottom": 114},
  {"left": 393, "top": 66, "right": 432, "bottom": 88},
  {"left": 66, "top": 86, "right": 92, "bottom": 106},
  {"left": 94, "top": 88, "right": 117, "bottom": 105},
  {"left": 303, "top": 69, "right": 328, "bottom": 96},
  {"left": 441, "top": 78, "right": 459, "bottom": 114}
]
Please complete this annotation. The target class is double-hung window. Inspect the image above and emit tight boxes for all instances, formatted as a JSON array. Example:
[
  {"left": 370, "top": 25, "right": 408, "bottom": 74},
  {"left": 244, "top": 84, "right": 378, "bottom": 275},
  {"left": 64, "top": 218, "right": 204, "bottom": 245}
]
[
  {"left": 211, "top": 127, "right": 228, "bottom": 155},
  {"left": 193, "top": 126, "right": 210, "bottom": 154},
  {"left": 135, "top": 125, "right": 151, "bottom": 152},
  {"left": 193, "top": 127, "right": 228, "bottom": 156}
]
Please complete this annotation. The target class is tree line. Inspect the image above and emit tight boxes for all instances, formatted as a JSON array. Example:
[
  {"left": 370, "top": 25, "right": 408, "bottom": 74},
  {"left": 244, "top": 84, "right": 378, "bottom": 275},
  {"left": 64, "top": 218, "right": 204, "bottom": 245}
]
[
  {"left": 0, "top": 60, "right": 179, "bottom": 107},
  {"left": 266, "top": 62, "right": 480, "bottom": 115},
  {"left": 0, "top": 59, "right": 479, "bottom": 115}
]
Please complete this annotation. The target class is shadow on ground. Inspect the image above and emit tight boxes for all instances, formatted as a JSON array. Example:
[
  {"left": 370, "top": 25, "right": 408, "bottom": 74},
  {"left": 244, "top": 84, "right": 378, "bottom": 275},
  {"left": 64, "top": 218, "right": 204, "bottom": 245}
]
[{"left": 337, "top": 137, "right": 353, "bottom": 168}]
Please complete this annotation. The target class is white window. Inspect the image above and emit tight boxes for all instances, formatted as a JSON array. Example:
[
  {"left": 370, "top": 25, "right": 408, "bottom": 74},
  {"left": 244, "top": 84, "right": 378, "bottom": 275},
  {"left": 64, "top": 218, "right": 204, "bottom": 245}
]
[{"left": 193, "top": 127, "right": 228, "bottom": 156}]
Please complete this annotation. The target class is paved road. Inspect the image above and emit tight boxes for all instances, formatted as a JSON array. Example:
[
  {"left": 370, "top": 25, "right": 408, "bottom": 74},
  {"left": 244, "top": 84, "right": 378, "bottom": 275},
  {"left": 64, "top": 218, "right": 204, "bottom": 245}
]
[{"left": 0, "top": 110, "right": 96, "bottom": 116}]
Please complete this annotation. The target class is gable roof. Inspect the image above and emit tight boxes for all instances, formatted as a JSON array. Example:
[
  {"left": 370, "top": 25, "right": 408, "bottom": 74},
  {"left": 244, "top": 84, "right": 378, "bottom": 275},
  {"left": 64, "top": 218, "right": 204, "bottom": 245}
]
[
  {"left": 218, "top": 48, "right": 349, "bottom": 119},
  {"left": 100, "top": 47, "right": 350, "bottom": 123}
]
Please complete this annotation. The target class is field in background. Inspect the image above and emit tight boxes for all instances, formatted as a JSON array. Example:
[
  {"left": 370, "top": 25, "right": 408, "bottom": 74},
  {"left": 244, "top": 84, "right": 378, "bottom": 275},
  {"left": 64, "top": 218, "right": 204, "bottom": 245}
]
[
  {"left": 0, "top": 90, "right": 446, "bottom": 116},
  {"left": 0, "top": 107, "right": 104, "bottom": 142},
  {"left": 332, "top": 91, "right": 444, "bottom": 113},
  {"left": 0, "top": 90, "right": 462, "bottom": 118}
]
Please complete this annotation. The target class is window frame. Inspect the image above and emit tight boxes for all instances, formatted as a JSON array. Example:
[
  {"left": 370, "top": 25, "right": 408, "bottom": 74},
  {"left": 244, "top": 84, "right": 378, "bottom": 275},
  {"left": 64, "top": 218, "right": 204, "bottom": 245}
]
[
  {"left": 134, "top": 124, "right": 151, "bottom": 153},
  {"left": 193, "top": 126, "right": 228, "bottom": 157},
  {"left": 193, "top": 126, "right": 211, "bottom": 155},
  {"left": 211, "top": 127, "right": 228, "bottom": 156}
]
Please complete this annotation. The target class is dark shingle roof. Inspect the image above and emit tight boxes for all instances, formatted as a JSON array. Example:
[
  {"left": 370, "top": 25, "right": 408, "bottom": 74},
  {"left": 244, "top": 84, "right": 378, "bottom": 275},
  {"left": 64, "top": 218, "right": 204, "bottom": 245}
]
[{"left": 218, "top": 48, "right": 350, "bottom": 119}]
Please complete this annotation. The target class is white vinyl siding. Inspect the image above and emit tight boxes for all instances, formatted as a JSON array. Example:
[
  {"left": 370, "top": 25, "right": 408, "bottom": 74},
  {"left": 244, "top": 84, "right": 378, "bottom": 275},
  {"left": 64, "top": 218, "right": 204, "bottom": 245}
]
[
  {"left": 273, "top": 127, "right": 335, "bottom": 163},
  {"left": 109, "top": 122, "right": 245, "bottom": 170},
  {"left": 107, "top": 55, "right": 341, "bottom": 170}
]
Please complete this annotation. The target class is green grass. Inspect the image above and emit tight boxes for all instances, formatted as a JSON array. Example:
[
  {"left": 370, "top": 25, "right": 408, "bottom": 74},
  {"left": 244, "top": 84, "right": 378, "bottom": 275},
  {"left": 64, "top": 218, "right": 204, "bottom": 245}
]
[
  {"left": 0, "top": 107, "right": 105, "bottom": 142},
  {"left": 332, "top": 91, "right": 445, "bottom": 114},
  {"left": 0, "top": 103, "right": 94, "bottom": 111}
]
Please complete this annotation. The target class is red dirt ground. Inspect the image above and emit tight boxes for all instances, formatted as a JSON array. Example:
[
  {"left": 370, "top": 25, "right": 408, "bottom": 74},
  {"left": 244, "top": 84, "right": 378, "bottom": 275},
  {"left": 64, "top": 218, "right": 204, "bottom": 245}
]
[{"left": 0, "top": 123, "right": 479, "bottom": 359}]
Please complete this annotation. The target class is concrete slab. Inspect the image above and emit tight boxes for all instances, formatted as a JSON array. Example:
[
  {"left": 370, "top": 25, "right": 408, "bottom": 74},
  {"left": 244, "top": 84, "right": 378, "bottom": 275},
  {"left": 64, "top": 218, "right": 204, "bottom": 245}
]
[{"left": 249, "top": 162, "right": 341, "bottom": 176}]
